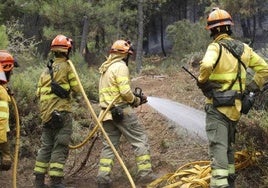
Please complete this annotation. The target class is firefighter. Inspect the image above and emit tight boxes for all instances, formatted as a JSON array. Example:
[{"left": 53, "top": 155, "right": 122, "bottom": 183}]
[
  {"left": 0, "top": 50, "right": 16, "bottom": 171},
  {"left": 197, "top": 8, "right": 268, "bottom": 188},
  {"left": 97, "top": 40, "right": 156, "bottom": 188},
  {"left": 33, "top": 35, "right": 80, "bottom": 188}
]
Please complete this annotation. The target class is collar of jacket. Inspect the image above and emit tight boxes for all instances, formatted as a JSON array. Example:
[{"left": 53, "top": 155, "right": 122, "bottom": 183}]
[
  {"left": 99, "top": 53, "right": 127, "bottom": 74},
  {"left": 53, "top": 57, "right": 68, "bottom": 64},
  {"left": 213, "top": 33, "right": 231, "bottom": 42}
]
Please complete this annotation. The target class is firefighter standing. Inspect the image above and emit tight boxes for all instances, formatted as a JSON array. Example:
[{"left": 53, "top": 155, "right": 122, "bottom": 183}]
[
  {"left": 0, "top": 50, "right": 16, "bottom": 171},
  {"left": 97, "top": 40, "right": 156, "bottom": 188},
  {"left": 197, "top": 8, "right": 268, "bottom": 188},
  {"left": 33, "top": 35, "right": 80, "bottom": 188}
]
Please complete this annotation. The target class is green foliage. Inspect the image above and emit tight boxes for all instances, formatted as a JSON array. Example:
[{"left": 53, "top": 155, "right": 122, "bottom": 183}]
[
  {"left": 40, "top": 0, "right": 92, "bottom": 40},
  {"left": 12, "top": 65, "right": 43, "bottom": 100},
  {"left": 71, "top": 52, "right": 100, "bottom": 101},
  {"left": 10, "top": 65, "right": 44, "bottom": 135},
  {"left": 5, "top": 19, "right": 41, "bottom": 69},
  {"left": 166, "top": 19, "right": 210, "bottom": 58},
  {"left": 89, "top": 0, "right": 138, "bottom": 50},
  {"left": 0, "top": 25, "right": 9, "bottom": 49}
]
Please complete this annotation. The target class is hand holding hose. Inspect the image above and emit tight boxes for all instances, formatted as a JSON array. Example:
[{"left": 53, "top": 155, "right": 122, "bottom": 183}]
[
  {"left": 133, "top": 87, "right": 148, "bottom": 106},
  {"left": 197, "top": 81, "right": 221, "bottom": 98}
]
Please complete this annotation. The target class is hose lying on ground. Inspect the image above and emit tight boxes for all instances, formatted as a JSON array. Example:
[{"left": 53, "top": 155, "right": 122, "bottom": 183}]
[{"left": 147, "top": 150, "right": 260, "bottom": 188}]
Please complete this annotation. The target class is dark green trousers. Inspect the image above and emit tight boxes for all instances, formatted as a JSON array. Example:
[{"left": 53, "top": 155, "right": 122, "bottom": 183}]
[
  {"left": 34, "top": 111, "right": 73, "bottom": 177},
  {"left": 205, "top": 104, "right": 237, "bottom": 188}
]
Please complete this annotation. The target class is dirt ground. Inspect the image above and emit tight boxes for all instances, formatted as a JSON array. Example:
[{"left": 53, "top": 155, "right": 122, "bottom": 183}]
[{"left": 1, "top": 69, "right": 266, "bottom": 187}]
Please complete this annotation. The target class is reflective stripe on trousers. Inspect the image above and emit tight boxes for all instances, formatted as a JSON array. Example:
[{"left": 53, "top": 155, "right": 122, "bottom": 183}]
[
  {"left": 210, "top": 169, "right": 229, "bottom": 187},
  {"left": 136, "top": 154, "right": 152, "bottom": 173}
]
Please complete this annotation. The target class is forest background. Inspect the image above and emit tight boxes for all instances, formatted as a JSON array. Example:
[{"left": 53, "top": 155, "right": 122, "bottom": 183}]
[{"left": 0, "top": 0, "right": 267, "bottom": 187}]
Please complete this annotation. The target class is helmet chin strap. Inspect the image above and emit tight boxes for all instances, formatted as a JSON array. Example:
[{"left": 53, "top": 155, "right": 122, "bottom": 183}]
[
  {"left": 210, "top": 26, "right": 232, "bottom": 38},
  {"left": 5, "top": 71, "right": 12, "bottom": 82},
  {"left": 123, "top": 54, "right": 130, "bottom": 66}
]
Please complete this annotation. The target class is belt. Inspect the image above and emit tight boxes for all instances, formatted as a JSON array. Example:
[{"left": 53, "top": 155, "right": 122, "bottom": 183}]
[
  {"left": 101, "top": 103, "right": 129, "bottom": 110},
  {"left": 236, "top": 93, "right": 242, "bottom": 99}
]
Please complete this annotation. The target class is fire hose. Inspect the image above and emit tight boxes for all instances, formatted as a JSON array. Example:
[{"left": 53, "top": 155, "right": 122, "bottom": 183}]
[
  {"left": 68, "top": 94, "right": 120, "bottom": 150},
  {"left": 67, "top": 60, "right": 136, "bottom": 188},
  {"left": 10, "top": 96, "right": 20, "bottom": 188},
  {"left": 147, "top": 150, "right": 261, "bottom": 188}
]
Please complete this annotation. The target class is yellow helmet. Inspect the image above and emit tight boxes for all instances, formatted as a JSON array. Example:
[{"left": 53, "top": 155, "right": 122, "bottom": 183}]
[
  {"left": 51, "top": 34, "right": 73, "bottom": 53},
  {"left": 206, "top": 8, "right": 234, "bottom": 30},
  {"left": 110, "top": 40, "right": 134, "bottom": 55}
]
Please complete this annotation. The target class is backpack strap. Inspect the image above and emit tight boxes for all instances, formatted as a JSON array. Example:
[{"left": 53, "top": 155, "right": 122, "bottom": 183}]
[
  {"left": 213, "top": 43, "right": 222, "bottom": 69},
  {"left": 47, "top": 59, "right": 54, "bottom": 81},
  {"left": 218, "top": 40, "right": 246, "bottom": 93}
]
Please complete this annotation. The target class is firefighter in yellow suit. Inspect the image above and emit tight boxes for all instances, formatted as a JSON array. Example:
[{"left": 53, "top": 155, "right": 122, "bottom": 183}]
[
  {"left": 34, "top": 35, "right": 80, "bottom": 188},
  {"left": 197, "top": 8, "right": 268, "bottom": 188},
  {"left": 97, "top": 40, "right": 156, "bottom": 188},
  {"left": 0, "top": 50, "right": 16, "bottom": 171}
]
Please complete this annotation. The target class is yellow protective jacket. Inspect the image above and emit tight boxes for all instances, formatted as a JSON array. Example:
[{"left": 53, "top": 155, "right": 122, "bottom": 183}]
[
  {"left": 0, "top": 84, "right": 10, "bottom": 143},
  {"left": 198, "top": 34, "right": 268, "bottom": 121},
  {"left": 36, "top": 57, "right": 80, "bottom": 123},
  {"left": 99, "top": 53, "right": 136, "bottom": 121}
]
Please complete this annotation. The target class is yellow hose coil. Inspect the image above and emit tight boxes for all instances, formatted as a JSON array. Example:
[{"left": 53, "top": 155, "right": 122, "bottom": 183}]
[{"left": 147, "top": 150, "right": 259, "bottom": 188}]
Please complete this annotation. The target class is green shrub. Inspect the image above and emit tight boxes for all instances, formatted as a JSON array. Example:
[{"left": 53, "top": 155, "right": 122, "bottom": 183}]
[
  {"left": 166, "top": 19, "right": 209, "bottom": 58},
  {"left": 0, "top": 25, "right": 9, "bottom": 49}
]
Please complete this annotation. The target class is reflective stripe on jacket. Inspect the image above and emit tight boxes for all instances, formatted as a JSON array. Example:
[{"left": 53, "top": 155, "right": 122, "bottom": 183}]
[
  {"left": 198, "top": 34, "right": 268, "bottom": 121},
  {"left": 0, "top": 85, "right": 10, "bottom": 143},
  {"left": 36, "top": 57, "right": 80, "bottom": 123}
]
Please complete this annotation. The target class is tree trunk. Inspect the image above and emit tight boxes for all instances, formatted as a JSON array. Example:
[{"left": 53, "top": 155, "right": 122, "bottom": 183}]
[
  {"left": 136, "top": 0, "right": 144, "bottom": 74},
  {"left": 80, "top": 16, "right": 89, "bottom": 54},
  {"left": 240, "top": 18, "right": 250, "bottom": 38},
  {"left": 160, "top": 14, "right": 166, "bottom": 57}
]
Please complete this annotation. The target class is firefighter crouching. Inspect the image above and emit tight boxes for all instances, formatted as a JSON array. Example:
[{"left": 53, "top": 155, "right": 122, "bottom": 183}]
[
  {"left": 33, "top": 35, "right": 80, "bottom": 188},
  {"left": 97, "top": 40, "right": 157, "bottom": 188},
  {"left": 0, "top": 50, "right": 16, "bottom": 171},
  {"left": 197, "top": 8, "right": 268, "bottom": 188}
]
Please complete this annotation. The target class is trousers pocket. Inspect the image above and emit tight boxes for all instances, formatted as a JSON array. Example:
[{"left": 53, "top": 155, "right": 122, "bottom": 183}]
[{"left": 212, "top": 90, "right": 237, "bottom": 107}]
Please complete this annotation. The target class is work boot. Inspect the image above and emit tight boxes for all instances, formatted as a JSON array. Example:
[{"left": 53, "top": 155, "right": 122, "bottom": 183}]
[
  {"left": 34, "top": 174, "right": 49, "bottom": 188},
  {"left": 136, "top": 171, "right": 158, "bottom": 185},
  {"left": 228, "top": 174, "right": 237, "bottom": 188},
  {"left": 98, "top": 182, "right": 111, "bottom": 188},
  {"left": 50, "top": 176, "right": 65, "bottom": 188}
]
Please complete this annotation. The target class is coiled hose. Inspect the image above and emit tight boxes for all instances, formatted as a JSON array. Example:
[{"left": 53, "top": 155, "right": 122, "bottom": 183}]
[{"left": 147, "top": 150, "right": 260, "bottom": 188}]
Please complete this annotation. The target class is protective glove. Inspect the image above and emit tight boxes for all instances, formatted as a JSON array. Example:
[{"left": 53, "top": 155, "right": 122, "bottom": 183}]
[
  {"left": 6, "top": 87, "right": 14, "bottom": 96},
  {"left": 140, "top": 95, "right": 148, "bottom": 104},
  {"left": 246, "top": 80, "right": 260, "bottom": 93},
  {"left": 131, "top": 96, "right": 141, "bottom": 108},
  {"left": 197, "top": 80, "right": 221, "bottom": 98}
]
